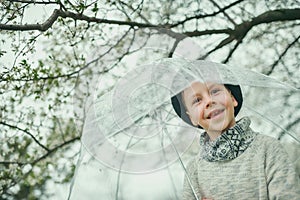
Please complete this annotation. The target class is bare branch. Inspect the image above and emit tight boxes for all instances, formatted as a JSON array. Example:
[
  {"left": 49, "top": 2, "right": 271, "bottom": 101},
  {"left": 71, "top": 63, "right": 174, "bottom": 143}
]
[
  {"left": 194, "top": 9, "right": 300, "bottom": 59},
  {"left": 8, "top": 0, "right": 61, "bottom": 5},
  {"left": 266, "top": 34, "right": 300, "bottom": 75},
  {"left": 1, "top": 8, "right": 299, "bottom": 42},
  {"left": 8, "top": 0, "right": 67, "bottom": 11},
  {"left": 0, "top": 136, "right": 80, "bottom": 195},
  {"left": 223, "top": 38, "right": 243, "bottom": 63},
  {"left": 187, "top": 9, "right": 300, "bottom": 40},
  {"left": 58, "top": 10, "right": 158, "bottom": 28},
  {"left": 11, "top": 33, "right": 42, "bottom": 71},
  {"left": 1, "top": 27, "right": 133, "bottom": 84},
  {"left": 0, "top": 9, "right": 157, "bottom": 32},
  {"left": 184, "top": 28, "right": 233, "bottom": 37},
  {"left": 251, "top": 9, "right": 300, "bottom": 26},
  {"left": 208, "top": 0, "right": 237, "bottom": 26},
  {"left": 0, "top": 121, "right": 50, "bottom": 152},
  {"left": 170, "top": 0, "right": 246, "bottom": 28},
  {"left": 199, "top": 35, "right": 235, "bottom": 59},
  {"left": 0, "top": 9, "right": 61, "bottom": 31},
  {"left": 115, "top": 0, "right": 133, "bottom": 21},
  {"left": 31, "top": 136, "right": 80, "bottom": 165},
  {"left": 0, "top": 161, "right": 26, "bottom": 166},
  {"left": 1, "top": 69, "right": 78, "bottom": 82},
  {"left": 117, "top": 0, "right": 149, "bottom": 23}
]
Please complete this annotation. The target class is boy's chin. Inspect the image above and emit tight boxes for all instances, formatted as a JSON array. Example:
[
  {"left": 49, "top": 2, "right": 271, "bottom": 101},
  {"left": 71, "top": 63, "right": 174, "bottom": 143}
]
[
  {"left": 205, "top": 128, "right": 224, "bottom": 141},
  {"left": 206, "top": 128, "right": 223, "bottom": 135},
  {"left": 206, "top": 123, "right": 233, "bottom": 134},
  {"left": 206, "top": 118, "right": 236, "bottom": 131}
]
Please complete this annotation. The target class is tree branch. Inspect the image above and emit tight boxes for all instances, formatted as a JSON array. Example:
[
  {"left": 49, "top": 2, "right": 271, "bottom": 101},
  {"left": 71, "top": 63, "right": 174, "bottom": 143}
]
[
  {"left": 235, "top": 9, "right": 300, "bottom": 42},
  {"left": 0, "top": 121, "right": 50, "bottom": 152},
  {"left": 251, "top": 9, "right": 300, "bottom": 26},
  {"left": 223, "top": 38, "right": 244, "bottom": 63},
  {"left": 0, "top": 9, "right": 61, "bottom": 31},
  {"left": 208, "top": 0, "right": 237, "bottom": 26},
  {"left": 266, "top": 34, "right": 300, "bottom": 75},
  {"left": 199, "top": 35, "right": 235, "bottom": 59},
  {"left": 0, "top": 27, "right": 134, "bottom": 83},
  {"left": 0, "top": 161, "right": 26, "bottom": 166},
  {"left": 170, "top": 0, "right": 245, "bottom": 28},
  {"left": 8, "top": 0, "right": 61, "bottom": 5},
  {"left": 117, "top": 0, "right": 149, "bottom": 23},
  {"left": 184, "top": 28, "right": 233, "bottom": 37},
  {"left": 1, "top": 8, "right": 299, "bottom": 40},
  {"left": 193, "top": 9, "right": 300, "bottom": 59},
  {"left": 31, "top": 136, "right": 80, "bottom": 165},
  {"left": 0, "top": 9, "right": 157, "bottom": 32},
  {"left": 0, "top": 136, "right": 80, "bottom": 192},
  {"left": 0, "top": 136, "right": 80, "bottom": 195},
  {"left": 185, "top": 9, "right": 300, "bottom": 40}
]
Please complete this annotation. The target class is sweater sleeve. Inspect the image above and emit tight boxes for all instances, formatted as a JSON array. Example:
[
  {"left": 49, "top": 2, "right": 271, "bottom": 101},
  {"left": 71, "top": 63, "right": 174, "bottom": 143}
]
[
  {"left": 182, "top": 159, "right": 202, "bottom": 200},
  {"left": 265, "top": 139, "right": 300, "bottom": 199}
]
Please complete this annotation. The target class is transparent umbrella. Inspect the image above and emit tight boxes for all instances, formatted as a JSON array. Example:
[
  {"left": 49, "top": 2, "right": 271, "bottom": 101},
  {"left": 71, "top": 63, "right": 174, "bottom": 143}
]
[{"left": 69, "top": 58, "right": 299, "bottom": 199}]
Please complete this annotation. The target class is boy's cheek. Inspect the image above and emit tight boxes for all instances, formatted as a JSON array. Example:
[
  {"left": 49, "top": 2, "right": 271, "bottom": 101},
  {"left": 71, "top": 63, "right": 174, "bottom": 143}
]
[
  {"left": 214, "top": 95, "right": 226, "bottom": 103},
  {"left": 189, "top": 110, "right": 201, "bottom": 126},
  {"left": 197, "top": 110, "right": 205, "bottom": 125}
]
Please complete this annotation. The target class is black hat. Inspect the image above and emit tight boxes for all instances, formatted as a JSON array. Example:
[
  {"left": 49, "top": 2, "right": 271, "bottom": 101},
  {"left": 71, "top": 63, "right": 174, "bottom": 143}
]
[{"left": 171, "top": 84, "right": 243, "bottom": 128}]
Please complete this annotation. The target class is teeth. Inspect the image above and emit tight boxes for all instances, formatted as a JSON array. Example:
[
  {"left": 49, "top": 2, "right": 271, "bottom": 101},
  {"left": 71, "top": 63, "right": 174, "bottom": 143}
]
[
  {"left": 213, "top": 110, "right": 221, "bottom": 116},
  {"left": 209, "top": 110, "right": 222, "bottom": 118}
]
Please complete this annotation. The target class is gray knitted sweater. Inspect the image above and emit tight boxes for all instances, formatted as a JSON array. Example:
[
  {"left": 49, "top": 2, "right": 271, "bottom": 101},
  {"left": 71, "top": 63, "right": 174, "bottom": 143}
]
[{"left": 182, "top": 118, "right": 300, "bottom": 200}]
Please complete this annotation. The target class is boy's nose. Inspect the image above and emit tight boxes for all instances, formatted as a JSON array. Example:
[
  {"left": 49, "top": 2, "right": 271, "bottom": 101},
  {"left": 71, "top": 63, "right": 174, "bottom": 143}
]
[{"left": 204, "top": 95, "right": 213, "bottom": 108}]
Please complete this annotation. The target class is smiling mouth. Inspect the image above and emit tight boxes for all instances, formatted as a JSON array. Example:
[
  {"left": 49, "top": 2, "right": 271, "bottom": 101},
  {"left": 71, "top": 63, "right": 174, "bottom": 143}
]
[{"left": 207, "top": 109, "right": 224, "bottom": 119}]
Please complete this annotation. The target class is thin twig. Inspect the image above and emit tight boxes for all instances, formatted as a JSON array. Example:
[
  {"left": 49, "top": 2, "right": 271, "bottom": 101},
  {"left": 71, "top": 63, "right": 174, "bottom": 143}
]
[
  {"left": 170, "top": 0, "right": 245, "bottom": 28},
  {"left": 31, "top": 136, "right": 80, "bottom": 165},
  {"left": 0, "top": 121, "right": 50, "bottom": 152},
  {"left": 223, "top": 38, "right": 244, "bottom": 63},
  {"left": 208, "top": 0, "right": 237, "bottom": 26},
  {"left": 266, "top": 34, "right": 300, "bottom": 75}
]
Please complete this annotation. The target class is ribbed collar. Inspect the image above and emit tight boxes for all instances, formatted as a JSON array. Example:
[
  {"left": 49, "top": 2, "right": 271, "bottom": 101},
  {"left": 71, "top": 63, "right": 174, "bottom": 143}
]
[{"left": 200, "top": 117, "right": 257, "bottom": 162}]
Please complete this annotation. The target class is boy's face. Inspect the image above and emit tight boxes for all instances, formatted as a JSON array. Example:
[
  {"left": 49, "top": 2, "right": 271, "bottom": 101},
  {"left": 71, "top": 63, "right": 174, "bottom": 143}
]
[{"left": 182, "top": 82, "right": 238, "bottom": 134}]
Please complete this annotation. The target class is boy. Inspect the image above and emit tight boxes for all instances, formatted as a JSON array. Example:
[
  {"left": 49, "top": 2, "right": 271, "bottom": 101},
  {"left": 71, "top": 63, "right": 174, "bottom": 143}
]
[{"left": 171, "top": 80, "right": 300, "bottom": 199}]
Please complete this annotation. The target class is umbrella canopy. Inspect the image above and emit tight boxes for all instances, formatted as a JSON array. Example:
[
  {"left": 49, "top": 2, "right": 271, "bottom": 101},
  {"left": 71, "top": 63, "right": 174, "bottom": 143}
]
[
  {"left": 67, "top": 58, "right": 300, "bottom": 200},
  {"left": 81, "top": 58, "right": 299, "bottom": 174}
]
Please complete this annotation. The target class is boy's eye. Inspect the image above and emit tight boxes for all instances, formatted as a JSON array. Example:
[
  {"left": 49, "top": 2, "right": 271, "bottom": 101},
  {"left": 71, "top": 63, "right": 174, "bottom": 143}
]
[
  {"left": 210, "top": 88, "right": 221, "bottom": 95},
  {"left": 192, "top": 97, "right": 201, "bottom": 104}
]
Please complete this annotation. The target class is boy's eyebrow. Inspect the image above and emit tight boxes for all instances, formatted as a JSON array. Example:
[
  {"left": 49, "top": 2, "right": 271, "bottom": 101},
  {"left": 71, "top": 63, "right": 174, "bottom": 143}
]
[
  {"left": 191, "top": 94, "right": 200, "bottom": 99},
  {"left": 207, "top": 83, "right": 217, "bottom": 89},
  {"left": 207, "top": 83, "right": 222, "bottom": 90}
]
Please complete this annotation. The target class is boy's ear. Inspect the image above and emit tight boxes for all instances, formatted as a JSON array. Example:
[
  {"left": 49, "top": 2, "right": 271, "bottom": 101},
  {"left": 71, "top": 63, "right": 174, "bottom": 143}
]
[
  {"left": 231, "top": 94, "right": 238, "bottom": 107},
  {"left": 186, "top": 111, "right": 198, "bottom": 126}
]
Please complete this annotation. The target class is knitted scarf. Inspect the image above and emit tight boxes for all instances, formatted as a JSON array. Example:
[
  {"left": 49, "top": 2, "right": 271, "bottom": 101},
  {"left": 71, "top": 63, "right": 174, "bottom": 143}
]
[{"left": 200, "top": 117, "right": 257, "bottom": 162}]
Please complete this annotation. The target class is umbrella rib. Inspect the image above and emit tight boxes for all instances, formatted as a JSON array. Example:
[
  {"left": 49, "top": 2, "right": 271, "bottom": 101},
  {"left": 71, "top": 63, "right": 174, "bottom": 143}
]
[
  {"left": 115, "top": 134, "right": 135, "bottom": 199},
  {"left": 102, "top": 101, "right": 171, "bottom": 139},
  {"left": 244, "top": 105, "right": 300, "bottom": 143},
  {"left": 67, "top": 143, "right": 85, "bottom": 200},
  {"left": 156, "top": 109, "right": 199, "bottom": 199},
  {"left": 162, "top": 126, "right": 200, "bottom": 200},
  {"left": 159, "top": 126, "right": 180, "bottom": 200}
]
